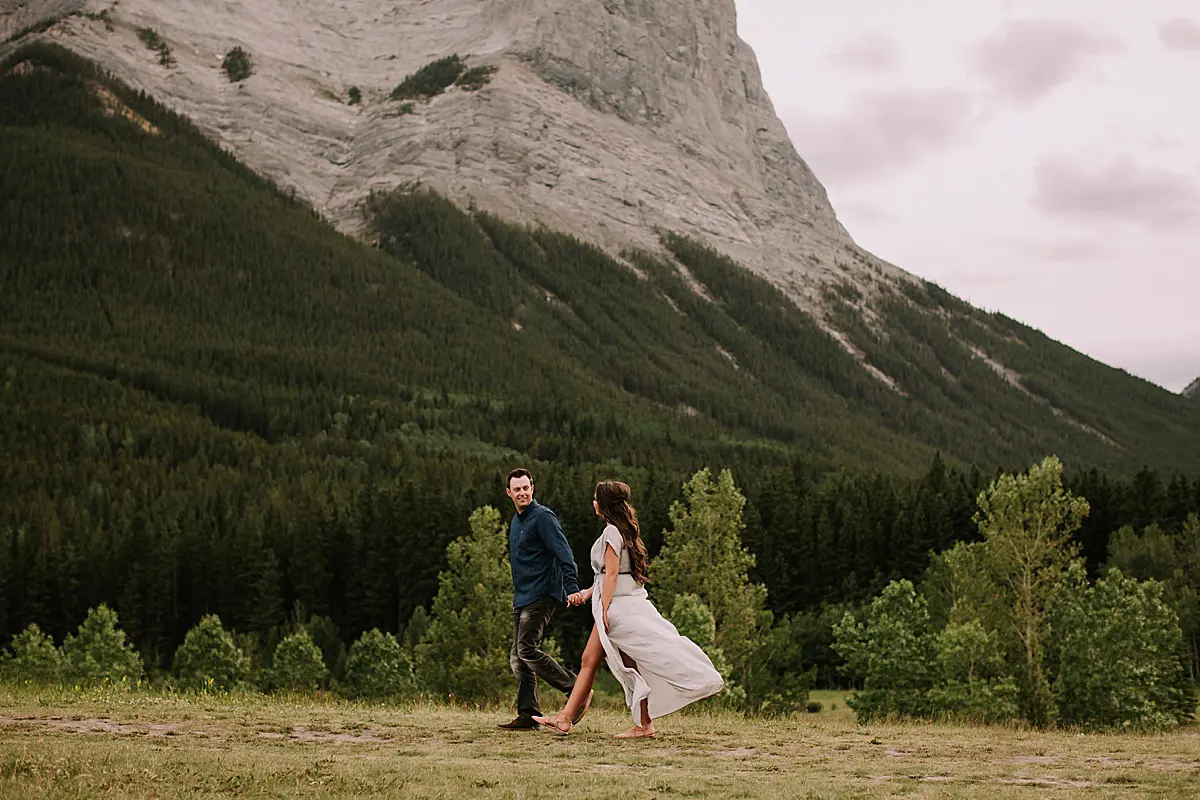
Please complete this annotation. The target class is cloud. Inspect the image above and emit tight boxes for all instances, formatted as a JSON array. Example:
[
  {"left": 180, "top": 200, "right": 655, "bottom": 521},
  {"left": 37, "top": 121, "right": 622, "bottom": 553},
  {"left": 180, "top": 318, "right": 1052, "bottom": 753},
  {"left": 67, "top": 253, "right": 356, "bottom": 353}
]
[
  {"left": 970, "top": 19, "right": 1119, "bottom": 102},
  {"left": 1032, "top": 155, "right": 1200, "bottom": 231},
  {"left": 826, "top": 33, "right": 900, "bottom": 72},
  {"left": 1039, "top": 240, "right": 1111, "bottom": 263},
  {"left": 785, "top": 90, "right": 977, "bottom": 183},
  {"left": 1160, "top": 19, "right": 1200, "bottom": 51}
]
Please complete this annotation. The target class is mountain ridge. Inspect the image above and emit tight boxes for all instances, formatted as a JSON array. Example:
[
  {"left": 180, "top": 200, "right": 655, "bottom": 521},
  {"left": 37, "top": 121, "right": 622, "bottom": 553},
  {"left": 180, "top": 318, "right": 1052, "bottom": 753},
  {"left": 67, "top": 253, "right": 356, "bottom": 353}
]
[
  {"left": 4, "top": 41, "right": 1199, "bottom": 477},
  {"left": 0, "top": 0, "right": 895, "bottom": 316}
]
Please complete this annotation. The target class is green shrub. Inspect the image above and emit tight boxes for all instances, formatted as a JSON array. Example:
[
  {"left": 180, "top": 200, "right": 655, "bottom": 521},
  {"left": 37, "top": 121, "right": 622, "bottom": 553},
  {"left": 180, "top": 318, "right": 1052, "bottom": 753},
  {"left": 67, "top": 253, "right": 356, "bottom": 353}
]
[
  {"left": 926, "top": 620, "right": 1020, "bottom": 723},
  {"left": 339, "top": 629, "right": 413, "bottom": 700},
  {"left": 390, "top": 54, "right": 465, "bottom": 101},
  {"left": 742, "top": 612, "right": 814, "bottom": 716},
  {"left": 222, "top": 47, "right": 252, "bottom": 83},
  {"left": 833, "top": 580, "right": 936, "bottom": 721},
  {"left": 1049, "top": 564, "right": 1195, "bottom": 730},
  {"left": 61, "top": 605, "right": 144, "bottom": 686},
  {"left": 668, "top": 593, "right": 723, "bottom": 664},
  {"left": 805, "top": 701, "right": 823, "bottom": 713},
  {"left": 347, "top": 86, "right": 361, "bottom": 105},
  {"left": 1, "top": 623, "right": 62, "bottom": 684},
  {"left": 455, "top": 65, "right": 497, "bottom": 91},
  {"left": 173, "top": 615, "right": 249, "bottom": 692},
  {"left": 268, "top": 630, "right": 326, "bottom": 692},
  {"left": 926, "top": 678, "right": 1021, "bottom": 723}
]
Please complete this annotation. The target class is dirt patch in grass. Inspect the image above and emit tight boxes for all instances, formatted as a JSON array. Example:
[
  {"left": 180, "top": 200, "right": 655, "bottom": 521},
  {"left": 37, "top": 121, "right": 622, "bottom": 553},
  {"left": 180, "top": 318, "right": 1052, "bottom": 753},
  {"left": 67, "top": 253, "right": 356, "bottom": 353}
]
[
  {"left": 260, "top": 726, "right": 392, "bottom": 743},
  {"left": 0, "top": 716, "right": 182, "bottom": 737},
  {"left": 997, "top": 777, "right": 1093, "bottom": 788}
]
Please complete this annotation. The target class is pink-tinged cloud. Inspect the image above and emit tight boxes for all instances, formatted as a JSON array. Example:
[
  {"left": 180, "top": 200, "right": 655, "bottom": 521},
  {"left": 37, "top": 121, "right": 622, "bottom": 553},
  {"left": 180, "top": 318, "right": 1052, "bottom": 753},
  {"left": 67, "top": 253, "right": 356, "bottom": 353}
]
[
  {"left": 826, "top": 33, "right": 900, "bottom": 72},
  {"left": 1032, "top": 155, "right": 1200, "bottom": 231},
  {"left": 1040, "top": 240, "right": 1111, "bottom": 263},
  {"left": 785, "top": 90, "right": 977, "bottom": 183},
  {"left": 1160, "top": 18, "right": 1200, "bottom": 51},
  {"left": 971, "top": 19, "right": 1119, "bottom": 102}
]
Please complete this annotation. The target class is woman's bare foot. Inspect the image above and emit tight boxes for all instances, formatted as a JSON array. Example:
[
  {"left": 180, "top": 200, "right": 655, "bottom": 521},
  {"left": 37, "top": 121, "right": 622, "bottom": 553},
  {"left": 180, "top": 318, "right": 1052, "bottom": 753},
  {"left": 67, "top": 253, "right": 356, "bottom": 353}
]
[
  {"left": 532, "top": 714, "right": 571, "bottom": 735},
  {"left": 614, "top": 723, "right": 656, "bottom": 739}
]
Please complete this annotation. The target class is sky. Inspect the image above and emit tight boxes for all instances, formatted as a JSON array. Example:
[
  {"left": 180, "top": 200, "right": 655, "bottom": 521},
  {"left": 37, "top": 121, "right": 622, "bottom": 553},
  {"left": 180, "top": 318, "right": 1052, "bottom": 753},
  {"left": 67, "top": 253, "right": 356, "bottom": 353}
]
[{"left": 735, "top": 0, "right": 1200, "bottom": 393}]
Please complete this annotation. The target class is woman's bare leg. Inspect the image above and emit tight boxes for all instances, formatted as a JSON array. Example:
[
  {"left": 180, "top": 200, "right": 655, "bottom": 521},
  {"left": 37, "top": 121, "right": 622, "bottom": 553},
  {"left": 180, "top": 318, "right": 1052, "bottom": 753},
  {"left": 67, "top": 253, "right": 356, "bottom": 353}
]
[
  {"left": 614, "top": 651, "right": 656, "bottom": 738},
  {"left": 533, "top": 625, "right": 600, "bottom": 733}
]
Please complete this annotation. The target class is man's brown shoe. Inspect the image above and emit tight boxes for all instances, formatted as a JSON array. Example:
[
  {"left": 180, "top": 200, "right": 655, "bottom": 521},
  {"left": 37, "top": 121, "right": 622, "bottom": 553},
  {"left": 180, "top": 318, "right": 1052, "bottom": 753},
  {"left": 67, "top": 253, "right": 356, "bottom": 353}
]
[
  {"left": 497, "top": 717, "right": 539, "bottom": 730},
  {"left": 572, "top": 690, "right": 595, "bottom": 724}
]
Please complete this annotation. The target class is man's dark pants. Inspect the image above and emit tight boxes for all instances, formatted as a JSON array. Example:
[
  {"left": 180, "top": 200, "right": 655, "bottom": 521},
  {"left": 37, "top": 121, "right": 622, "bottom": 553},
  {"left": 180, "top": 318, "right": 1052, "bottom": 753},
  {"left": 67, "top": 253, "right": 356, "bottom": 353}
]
[{"left": 511, "top": 596, "right": 576, "bottom": 719}]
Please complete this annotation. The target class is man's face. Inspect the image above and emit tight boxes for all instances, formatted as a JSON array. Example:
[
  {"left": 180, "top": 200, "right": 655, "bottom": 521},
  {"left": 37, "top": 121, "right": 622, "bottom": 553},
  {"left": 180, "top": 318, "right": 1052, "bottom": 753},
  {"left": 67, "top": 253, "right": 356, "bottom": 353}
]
[{"left": 506, "top": 476, "right": 534, "bottom": 511}]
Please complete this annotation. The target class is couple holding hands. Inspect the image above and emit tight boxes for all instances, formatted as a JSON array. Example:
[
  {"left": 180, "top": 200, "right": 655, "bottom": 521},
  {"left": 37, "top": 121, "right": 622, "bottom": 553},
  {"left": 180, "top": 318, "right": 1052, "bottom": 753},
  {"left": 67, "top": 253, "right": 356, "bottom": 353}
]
[{"left": 499, "top": 469, "right": 724, "bottom": 738}]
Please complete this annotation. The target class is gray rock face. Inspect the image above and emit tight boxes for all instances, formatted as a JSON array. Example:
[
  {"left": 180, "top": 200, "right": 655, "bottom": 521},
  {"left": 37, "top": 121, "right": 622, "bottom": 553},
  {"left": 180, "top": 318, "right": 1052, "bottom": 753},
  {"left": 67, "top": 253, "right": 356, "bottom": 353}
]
[
  {"left": 3, "top": 0, "right": 906, "bottom": 309},
  {"left": 0, "top": 0, "right": 84, "bottom": 32},
  {"left": 1184, "top": 378, "right": 1200, "bottom": 400}
]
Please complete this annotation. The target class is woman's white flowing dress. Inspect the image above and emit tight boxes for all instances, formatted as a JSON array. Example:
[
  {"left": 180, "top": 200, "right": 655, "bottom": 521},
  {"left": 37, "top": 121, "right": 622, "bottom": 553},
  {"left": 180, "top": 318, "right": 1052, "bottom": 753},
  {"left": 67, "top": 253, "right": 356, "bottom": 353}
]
[{"left": 590, "top": 524, "right": 724, "bottom": 726}]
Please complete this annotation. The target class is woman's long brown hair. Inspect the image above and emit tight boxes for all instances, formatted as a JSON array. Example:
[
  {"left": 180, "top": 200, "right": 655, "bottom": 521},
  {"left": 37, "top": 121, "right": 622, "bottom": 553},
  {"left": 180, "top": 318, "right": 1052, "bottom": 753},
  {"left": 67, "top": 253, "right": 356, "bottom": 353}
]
[{"left": 594, "top": 480, "right": 649, "bottom": 584}]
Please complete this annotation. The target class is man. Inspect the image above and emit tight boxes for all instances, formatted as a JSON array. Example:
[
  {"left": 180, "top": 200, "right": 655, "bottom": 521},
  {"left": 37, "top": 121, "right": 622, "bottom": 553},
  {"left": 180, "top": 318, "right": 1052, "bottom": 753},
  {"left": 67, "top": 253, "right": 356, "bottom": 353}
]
[{"left": 498, "top": 468, "right": 591, "bottom": 729}]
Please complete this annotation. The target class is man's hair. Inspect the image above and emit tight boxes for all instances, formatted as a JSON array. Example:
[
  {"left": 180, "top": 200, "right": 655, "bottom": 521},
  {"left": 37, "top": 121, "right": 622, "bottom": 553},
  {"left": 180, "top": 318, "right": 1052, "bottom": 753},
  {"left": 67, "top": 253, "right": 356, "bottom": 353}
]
[{"left": 506, "top": 468, "right": 533, "bottom": 488}]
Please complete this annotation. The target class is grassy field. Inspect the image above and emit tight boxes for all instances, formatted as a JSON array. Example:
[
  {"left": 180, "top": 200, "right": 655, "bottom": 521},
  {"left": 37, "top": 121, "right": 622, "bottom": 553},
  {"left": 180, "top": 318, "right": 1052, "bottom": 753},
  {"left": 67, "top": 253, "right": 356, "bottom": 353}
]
[{"left": 1, "top": 685, "right": 1198, "bottom": 798}]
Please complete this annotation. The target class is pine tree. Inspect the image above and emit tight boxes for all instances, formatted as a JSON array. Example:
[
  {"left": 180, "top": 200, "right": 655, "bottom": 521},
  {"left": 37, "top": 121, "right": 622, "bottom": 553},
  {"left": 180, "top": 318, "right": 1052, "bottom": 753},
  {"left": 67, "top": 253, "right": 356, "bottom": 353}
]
[
  {"left": 268, "top": 629, "right": 326, "bottom": 692},
  {"left": 413, "top": 506, "right": 512, "bottom": 703},
  {"left": 651, "top": 468, "right": 767, "bottom": 683},
  {"left": 61, "top": 604, "right": 144, "bottom": 686},
  {"left": 1, "top": 623, "right": 62, "bottom": 684},
  {"left": 174, "top": 614, "right": 249, "bottom": 692},
  {"left": 971, "top": 456, "right": 1089, "bottom": 726},
  {"left": 248, "top": 549, "right": 284, "bottom": 635}
]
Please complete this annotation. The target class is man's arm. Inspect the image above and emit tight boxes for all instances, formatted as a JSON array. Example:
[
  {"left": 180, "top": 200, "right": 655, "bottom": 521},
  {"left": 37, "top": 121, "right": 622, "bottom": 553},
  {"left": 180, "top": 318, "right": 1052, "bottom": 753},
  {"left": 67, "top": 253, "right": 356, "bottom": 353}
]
[{"left": 537, "top": 511, "right": 580, "bottom": 596}]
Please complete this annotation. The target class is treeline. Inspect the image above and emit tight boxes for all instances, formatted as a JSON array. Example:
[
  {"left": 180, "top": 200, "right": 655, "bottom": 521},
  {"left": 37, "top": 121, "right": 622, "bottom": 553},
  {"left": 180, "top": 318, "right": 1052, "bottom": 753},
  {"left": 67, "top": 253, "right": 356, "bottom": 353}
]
[
  {"left": 837, "top": 457, "right": 1197, "bottom": 730},
  {"left": 3, "top": 373, "right": 1197, "bottom": 682},
  {"left": 0, "top": 472, "right": 801, "bottom": 714},
  {"left": 5, "top": 461, "right": 1196, "bottom": 732},
  {"left": 744, "top": 457, "right": 1200, "bottom": 613}
]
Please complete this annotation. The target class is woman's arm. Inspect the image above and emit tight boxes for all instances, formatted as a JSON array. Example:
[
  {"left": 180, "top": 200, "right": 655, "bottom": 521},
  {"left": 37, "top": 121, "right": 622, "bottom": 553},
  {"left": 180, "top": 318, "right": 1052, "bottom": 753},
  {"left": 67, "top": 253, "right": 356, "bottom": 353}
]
[{"left": 601, "top": 543, "right": 619, "bottom": 631}]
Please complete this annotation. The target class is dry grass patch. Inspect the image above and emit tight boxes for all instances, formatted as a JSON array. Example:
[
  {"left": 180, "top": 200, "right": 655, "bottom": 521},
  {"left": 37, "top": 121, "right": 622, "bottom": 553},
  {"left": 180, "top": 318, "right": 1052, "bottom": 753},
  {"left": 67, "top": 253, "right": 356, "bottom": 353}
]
[{"left": 0, "top": 685, "right": 1197, "bottom": 798}]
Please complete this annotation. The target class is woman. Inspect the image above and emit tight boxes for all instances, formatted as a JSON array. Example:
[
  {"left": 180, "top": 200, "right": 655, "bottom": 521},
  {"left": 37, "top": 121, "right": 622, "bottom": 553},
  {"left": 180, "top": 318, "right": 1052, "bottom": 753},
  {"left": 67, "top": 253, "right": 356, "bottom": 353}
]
[{"left": 534, "top": 480, "right": 724, "bottom": 737}]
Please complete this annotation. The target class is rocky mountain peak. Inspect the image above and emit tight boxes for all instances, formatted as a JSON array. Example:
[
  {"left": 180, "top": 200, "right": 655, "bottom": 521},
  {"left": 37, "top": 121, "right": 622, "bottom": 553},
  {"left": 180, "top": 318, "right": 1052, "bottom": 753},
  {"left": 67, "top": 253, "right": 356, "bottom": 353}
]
[
  {"left": 3, "top": 0, "right": 899, "bottom": 310},
  {"left": 1184, "top": 377, "right": 1200, "bottom": 400}
]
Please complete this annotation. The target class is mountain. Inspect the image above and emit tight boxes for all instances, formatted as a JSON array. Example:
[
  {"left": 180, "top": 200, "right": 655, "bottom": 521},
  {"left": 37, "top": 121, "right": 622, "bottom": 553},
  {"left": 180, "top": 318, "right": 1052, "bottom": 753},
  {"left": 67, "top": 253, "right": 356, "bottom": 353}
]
[
  {"left": 2, "top": 1, "right": 1196, "bottom": 476},
  {"left": 2, "top": 0, "right": 886, "bottom": 309},
  {"left": 2, "top": 40, "right": 1199, "bottom": 481},
  {"left": 1186, "top": 378, "right": 1200, "bottom": 401}
]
